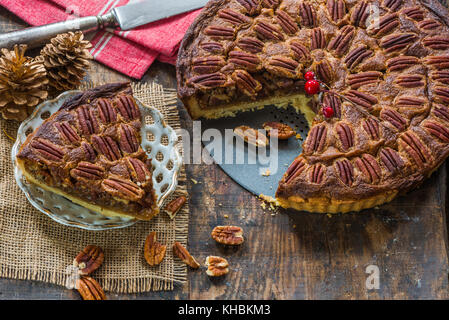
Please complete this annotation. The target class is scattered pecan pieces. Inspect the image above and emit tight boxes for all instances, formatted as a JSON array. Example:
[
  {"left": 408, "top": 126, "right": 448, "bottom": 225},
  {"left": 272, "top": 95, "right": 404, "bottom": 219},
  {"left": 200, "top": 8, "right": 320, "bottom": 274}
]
[
  {"left": 164, "top": 195, "right": 187, "bottom": 219},
  {"left": 205, "top": 256, "right": 229, "bottom": 277},
  {"left": 263, "top": 122, "right": 296, "bottom": 140},
  {"left": 173, "top": 242, "right": 200, "bottom": 269},
  {"left": 144, "top": 231, "right": 167, "bottom": 266},
  {"left": 211, "top": 226, "right": 244, "bottom": 245},
  {"left": 234, "top": 125, "right": 269, "bottom": 147},
  {"left": 76, "top": 276, "right": 106, "bottom": 300},
  {"left": 73, "top": 245, "right": 104, "bottom": 275}
]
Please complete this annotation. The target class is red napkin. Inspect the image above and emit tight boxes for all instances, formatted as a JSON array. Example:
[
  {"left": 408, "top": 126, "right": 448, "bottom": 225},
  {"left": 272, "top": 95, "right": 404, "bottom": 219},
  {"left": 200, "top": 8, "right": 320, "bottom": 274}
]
[{"left": 0, "top": 0, "right": 201, "bottom": 78}]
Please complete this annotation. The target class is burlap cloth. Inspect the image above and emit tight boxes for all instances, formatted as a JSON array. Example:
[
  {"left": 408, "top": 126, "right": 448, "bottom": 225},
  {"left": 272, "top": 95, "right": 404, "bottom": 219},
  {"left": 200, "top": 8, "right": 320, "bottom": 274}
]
[{"left": 0, "top": 82, "right": 189, "bottom": 293}]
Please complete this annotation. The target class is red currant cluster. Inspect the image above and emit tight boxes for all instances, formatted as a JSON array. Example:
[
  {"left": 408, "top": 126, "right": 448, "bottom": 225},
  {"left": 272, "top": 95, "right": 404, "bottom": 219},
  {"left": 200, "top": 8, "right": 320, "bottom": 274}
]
[{"left": 303, "top": 71, "right": 334, "bottom": 119}]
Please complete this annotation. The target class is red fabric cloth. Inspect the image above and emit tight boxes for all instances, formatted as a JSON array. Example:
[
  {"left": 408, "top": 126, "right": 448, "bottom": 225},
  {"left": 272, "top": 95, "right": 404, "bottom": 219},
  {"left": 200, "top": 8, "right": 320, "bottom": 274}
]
[{"left": 0, "top": 0, "right": 201, "bottom": 78}]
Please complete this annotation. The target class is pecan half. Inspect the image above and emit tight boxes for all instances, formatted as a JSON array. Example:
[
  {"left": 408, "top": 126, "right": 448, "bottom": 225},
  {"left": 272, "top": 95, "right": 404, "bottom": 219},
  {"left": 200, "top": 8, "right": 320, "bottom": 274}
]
[
  {"left": 434, "top": 86, "right": 449, "bottom": 104},
  {"left": 92, "top": 135, "right": 121, "bottom": 161},
  {"left": 236, "top": 0, "right": 259, "bottom": 15},
  {"left": 323, "top": 92, "right": 341, "bottom": 118},
  {"left": 192, "top": 56, "right": 226, "bottom": 74},
  {"left": 119, "top": 124, "right": 140, "bottom": 154},
  {"left": 285, "top": 157, "right": 306, "bottom": 183},
  {"left": 401, "top": 6, "right": 424, "bottom": 21},
  {"left": 434, "top": 105, "right": 449, "bottom": 122},
  {"left": 396, "top": 96, "right": 426, "bottom": 109},
  {"left": 418, "top": 19, "right": 442, "bottom": 32},
  {"left": 211, "top": 226, "right": 244, "bottom": 245},
  {"left": 381, "top": 109, "right": 407, "bottom": 131},
  {"left": 363, "top": 118, "right": 380, "bottom": 140},
  {"left": 237, "top": 37, "right": 265, "bottom": 53},
  {"left": 73, "top": 245, "right": 104, "bottom": 275},
  {"left": 263, "top": 121, "right": 296, "bottom": 139},
  {"left": 77, "top": 105, "right": 99, "bottom": 135},
  {"left": 276, "top": 10, "right": 298, "bottom": 34},
  {"left": 424, "top": 56, "right": 449, "bottom": 69},
  {"left": 144, "top": 231, "right": 167, "bottom": 267},
  {"left": 205, "top": 256, "right": 229, "bottom": 277},
  {"left": 345, "top": 45, "right": 373, "bottom": 70},
  {"left": 383, "top": 0, "right": 402, "bottom": 11},
  {"left": 305, "top": 124, "right": 327, "bottom": 154},
  {"left": 399, "top": 131, "right": 431, "bottom": 168},
  {"left": 336, "top": 159, "right": 353, "bottom": 186},
  {"left": 387, "top": 56, "right": 420, "bottom": 72},
  {"left": 102, "top": 176, "right": 144, "bottom": 201},
  {"left": 234, "top": 125, "right": 269, "bottom": 147},
  {"left": 76, "top": 276, "right": 106, "bottom": 300},
  {"left": 345, "top": 90, "right": 378, "bottom": 111},
  {"left": 311, "top": 28, "right": 326, "bottom": 50},
  {"left": 97, "top": 98, "right": 117, "bottom": 124},
  {"left": 204, "top": 26, "right": 235, "bottom": 40},
  {"left": 290, "top": 40, "right": 311, "bottom": 62},
  {"left": 126, "top": 157, "right": 151, "bottom": 184},
  {"left": 266, "top": 56, "right": 300, "bottom": 78},
  {"left": 309, "top": 164, "right": 325, "bottom": 184},
  {"left": 314, "top": 59, "right": 334, "bottom": 83},
  {"left": 173, "top": 242, "right": 200, "bottom": 269},
  {"left": 231, "top": 70, "right": 262, "bottom": 98},
  {"left": 116, "top": 95, "right": 140, "bottom": 121},
  {"left": 336, "top": 122, "right": 354, "bottom": 150},
  {"left": 31, "top": 139, "right": 64, "bottom": 162},
  {"left": 55, "top": 122, "right": 80, "bottom": 144},
  {"left": 327, "top": 0, "right": 346, "bottom": 23},
  {"left": 81, "top": 142, "right": 96, "bottom": 162},
  {"left": 299, "top": 2, "right": 317, "bottom": 27},
  {"left": 395, "top": 75, "right": 424, "bottom": 88},
  {"left": 262, "top": 0, "right": 279, "bottom": 8},
  {"left": 229, "top": 50, "right": 261, "bottom": 71},
  {"left": 218, "top": 9, "right": 252, "bottom": 26},
  {"left": 327, "top": 25, "right": 355, "bottom": 56},
  {"left": 189, "top": 73, "right": 227, "bottom": 89},
  {"left": 424, "top": 121, "right": 449, "bottom": 142},
  {"left": 164, "top": 195, "right": 187, "bottom": 219},
  {"left": 431, "top": 71, "right": 449, "bottom": 85},
  {"left": 200, "top": 42, "right": 224, "bottom": 54},
  {"left": 422, "top": 35, "right": 449, "bottom": 50},
  {"left": 355, "top": 154, "right": 382, "bottom": 184},
  {"left": 380, "top": 148, "right": 403, "bottom": 173},
  {"left": 351, "top": 1, "right": 370, "bottom": 27},
  {"left": 380, "top": 33, "right": 418, "bottom": 53},
  {"left": 368, "top": 13, "right": 399, "bottom": 37},
  {"left": 71, "top": 162, "right": 104, "bottom": 181},
  {"left": 347, "top": 71, "right": 382, "bottom": 89},
  {"left": 254, "top": 21, "right": 284, "bottom": 41}
]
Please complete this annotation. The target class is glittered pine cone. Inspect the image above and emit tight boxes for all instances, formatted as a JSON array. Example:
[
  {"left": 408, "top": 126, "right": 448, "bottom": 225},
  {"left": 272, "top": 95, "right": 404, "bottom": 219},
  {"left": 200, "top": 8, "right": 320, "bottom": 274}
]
[
  {"left": 0, "top": 44, "right": 48, "bottom": 121},
  {"left": 40, "top": 31, "right": 93, "bottom": 92}
]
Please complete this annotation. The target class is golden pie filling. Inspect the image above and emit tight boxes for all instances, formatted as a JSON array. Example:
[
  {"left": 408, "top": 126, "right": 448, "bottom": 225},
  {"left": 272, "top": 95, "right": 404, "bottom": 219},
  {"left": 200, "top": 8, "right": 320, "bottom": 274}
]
[
  {"left": 17, "top": 83, "right": 159, "bottom": 220},
  {"left": 177, "top": 0, "right": 449, "bottom": 213}
]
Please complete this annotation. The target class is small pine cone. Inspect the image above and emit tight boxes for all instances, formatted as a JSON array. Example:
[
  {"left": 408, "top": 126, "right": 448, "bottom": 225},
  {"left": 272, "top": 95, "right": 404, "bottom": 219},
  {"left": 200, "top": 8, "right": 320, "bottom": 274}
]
[
  {"left": 0, "top": 44, "right": 48, "bottom": 121},
  {"left": 41, "top": 31, "right": 93, "bottom": 92}
]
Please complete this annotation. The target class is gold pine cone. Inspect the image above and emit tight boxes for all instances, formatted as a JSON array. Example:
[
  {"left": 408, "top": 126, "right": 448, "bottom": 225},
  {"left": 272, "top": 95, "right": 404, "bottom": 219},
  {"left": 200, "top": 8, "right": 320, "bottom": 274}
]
[
  {"left": 0, "top": 44, "right": 48, "bottom": 121},
  {"left": 41, "top": 31, "right": 93, "bottom": 92}
]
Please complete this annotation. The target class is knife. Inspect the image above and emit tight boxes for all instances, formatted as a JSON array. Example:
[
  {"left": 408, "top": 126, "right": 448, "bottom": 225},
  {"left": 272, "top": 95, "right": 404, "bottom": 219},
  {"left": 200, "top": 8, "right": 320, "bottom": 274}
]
[{"left": 0, "top": 0, "right": 208, "bottom": 50}]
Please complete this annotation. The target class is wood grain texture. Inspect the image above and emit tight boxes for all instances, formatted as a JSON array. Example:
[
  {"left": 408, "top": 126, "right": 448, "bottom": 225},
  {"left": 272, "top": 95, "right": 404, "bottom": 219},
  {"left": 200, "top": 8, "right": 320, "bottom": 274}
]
[{"left": 1, "top": 6, "right": 449, "bottom": 300}]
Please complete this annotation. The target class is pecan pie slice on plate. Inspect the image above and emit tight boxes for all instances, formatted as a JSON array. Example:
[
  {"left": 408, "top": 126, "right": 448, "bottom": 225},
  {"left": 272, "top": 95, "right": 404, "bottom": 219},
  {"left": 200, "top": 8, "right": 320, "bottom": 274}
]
[
  {"left": 177, "top": 0, "right": 449, "bottom": 213},
  {"left": 16, "top": 83, "right": 159, "bottom": 220}
]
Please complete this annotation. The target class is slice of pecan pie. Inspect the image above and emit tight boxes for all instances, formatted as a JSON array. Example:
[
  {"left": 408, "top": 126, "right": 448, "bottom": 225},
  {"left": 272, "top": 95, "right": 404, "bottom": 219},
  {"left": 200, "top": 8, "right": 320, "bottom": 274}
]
[
  {"left": 17, "top": 83, "right": 159, "bottom": 220},
  {"left": 177, "top": 0, "right": 449, "bottom": 213}
]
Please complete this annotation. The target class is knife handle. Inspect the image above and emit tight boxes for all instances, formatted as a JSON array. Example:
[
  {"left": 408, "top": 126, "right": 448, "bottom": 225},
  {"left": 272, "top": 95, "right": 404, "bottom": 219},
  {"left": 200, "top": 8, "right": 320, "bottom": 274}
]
[{"left": 0, "top": 12, "right": 117, "bottom": 50}]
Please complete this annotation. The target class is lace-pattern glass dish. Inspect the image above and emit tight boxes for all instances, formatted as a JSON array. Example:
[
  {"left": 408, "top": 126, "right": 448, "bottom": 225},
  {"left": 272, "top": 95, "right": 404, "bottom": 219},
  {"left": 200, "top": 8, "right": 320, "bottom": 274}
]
[{"left": 11, "top": 90, "right": 182, "bottom": 230}]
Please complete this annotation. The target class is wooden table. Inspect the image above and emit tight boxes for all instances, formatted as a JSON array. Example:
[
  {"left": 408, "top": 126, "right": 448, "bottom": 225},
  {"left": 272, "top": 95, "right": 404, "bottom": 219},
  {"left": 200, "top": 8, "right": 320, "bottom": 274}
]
[{"left": 1, "top": 7, "right": 449, "bottom": 300}]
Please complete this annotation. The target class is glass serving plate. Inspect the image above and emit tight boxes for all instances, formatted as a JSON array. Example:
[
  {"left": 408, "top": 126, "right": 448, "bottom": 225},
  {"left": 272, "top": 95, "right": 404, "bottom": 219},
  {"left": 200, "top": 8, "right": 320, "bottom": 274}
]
[{"left": 11, "top": 90, "right": 182, "bottom": 230}]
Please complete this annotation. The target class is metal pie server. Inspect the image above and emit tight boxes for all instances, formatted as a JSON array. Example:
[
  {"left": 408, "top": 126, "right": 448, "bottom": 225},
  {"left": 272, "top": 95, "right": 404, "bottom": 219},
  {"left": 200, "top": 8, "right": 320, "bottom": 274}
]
[{"left": 0, "top": 0, "right": 208, "bottom": 49}]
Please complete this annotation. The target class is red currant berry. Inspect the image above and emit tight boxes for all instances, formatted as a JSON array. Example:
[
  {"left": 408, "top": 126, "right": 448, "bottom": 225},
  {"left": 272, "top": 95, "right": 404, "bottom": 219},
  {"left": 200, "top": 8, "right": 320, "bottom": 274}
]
[
  {"left": 305, "top": 80, "right": 320, "bottom": 95},
  {"left": 323, "top": 106, "right": 334, "bottom": 118},
  {"left": 304, "top": 71, "right": 315, "bottom": 81}
]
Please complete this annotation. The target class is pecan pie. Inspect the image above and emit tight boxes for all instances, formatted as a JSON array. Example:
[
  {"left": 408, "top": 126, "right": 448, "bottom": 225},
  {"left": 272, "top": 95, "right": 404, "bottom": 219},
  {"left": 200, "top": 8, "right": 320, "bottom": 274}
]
[
  {"left": 177, "top": 0, "right": 449, "bottom": 213},
  {"left": 17, "top": 83, "right": 159, "bottom": 220}
]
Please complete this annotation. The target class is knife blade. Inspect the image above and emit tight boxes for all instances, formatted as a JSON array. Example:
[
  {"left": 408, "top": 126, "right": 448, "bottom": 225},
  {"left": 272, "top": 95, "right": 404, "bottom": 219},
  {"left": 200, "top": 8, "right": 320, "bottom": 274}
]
[{"left": 0, "top": 0, "right": 209, "bottom": 50}]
